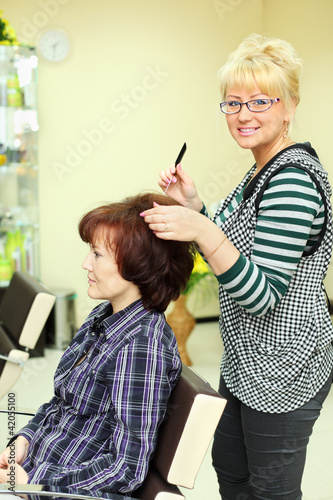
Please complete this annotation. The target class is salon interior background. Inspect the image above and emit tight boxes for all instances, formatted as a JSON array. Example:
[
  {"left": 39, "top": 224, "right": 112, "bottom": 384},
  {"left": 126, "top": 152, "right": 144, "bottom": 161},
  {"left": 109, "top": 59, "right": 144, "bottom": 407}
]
[{"left": 2, "top": 0, "right": 333, "bottom": 326}]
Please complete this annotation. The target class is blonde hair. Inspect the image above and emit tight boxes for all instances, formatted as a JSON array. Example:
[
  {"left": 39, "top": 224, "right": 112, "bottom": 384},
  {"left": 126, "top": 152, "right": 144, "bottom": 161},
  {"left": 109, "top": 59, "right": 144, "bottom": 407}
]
[{"left": 219, "top": 34, "right": 303, "bottom": 112}]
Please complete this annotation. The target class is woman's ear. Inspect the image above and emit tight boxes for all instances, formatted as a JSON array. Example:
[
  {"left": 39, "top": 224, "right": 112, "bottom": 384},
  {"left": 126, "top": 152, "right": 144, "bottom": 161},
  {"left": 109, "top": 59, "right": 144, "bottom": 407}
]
[{"left": 285, "top": 97, "right": 297, "bottom": 123}]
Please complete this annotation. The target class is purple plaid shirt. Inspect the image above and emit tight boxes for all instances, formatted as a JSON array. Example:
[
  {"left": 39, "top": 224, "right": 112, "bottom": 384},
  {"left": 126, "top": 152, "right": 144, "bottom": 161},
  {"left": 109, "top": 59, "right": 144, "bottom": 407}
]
[{"left": 18, "top": 299, "right": 181, "bottom": 495}]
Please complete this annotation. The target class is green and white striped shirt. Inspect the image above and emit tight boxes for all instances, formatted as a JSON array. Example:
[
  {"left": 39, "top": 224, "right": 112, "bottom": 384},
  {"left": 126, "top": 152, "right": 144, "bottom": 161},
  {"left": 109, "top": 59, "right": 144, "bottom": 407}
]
[{"left": 216, "top": 167, "right": 325, "bottom": 316}]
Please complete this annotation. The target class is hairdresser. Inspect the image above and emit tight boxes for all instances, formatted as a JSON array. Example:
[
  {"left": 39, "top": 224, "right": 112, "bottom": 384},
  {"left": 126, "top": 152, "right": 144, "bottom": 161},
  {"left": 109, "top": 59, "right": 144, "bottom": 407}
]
[{"left": 140, "top": 34, "right": 333, "bottom": 499}]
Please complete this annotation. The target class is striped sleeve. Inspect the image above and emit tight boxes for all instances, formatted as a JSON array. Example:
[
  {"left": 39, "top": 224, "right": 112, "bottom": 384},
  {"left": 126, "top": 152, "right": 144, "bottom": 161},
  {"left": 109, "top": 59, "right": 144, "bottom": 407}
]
[{"left": 217, "top": 167, "right": 324, "bottom": 316}]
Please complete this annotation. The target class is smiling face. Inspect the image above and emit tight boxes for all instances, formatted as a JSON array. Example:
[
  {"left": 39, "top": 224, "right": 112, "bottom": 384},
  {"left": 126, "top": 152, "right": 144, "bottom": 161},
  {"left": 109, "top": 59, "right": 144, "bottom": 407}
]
[
  {"left": 225, "top": 87, "right": 295, "bottom": 168},
  {"left": 82, "top": 232, "right": 141, "bottom": 313}
]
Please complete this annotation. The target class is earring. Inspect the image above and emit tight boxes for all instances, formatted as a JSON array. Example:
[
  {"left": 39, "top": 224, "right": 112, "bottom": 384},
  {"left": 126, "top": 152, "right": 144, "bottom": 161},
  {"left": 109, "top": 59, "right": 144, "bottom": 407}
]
[{"left": 283, "top": 122, "right": 289, "bottom": 138}]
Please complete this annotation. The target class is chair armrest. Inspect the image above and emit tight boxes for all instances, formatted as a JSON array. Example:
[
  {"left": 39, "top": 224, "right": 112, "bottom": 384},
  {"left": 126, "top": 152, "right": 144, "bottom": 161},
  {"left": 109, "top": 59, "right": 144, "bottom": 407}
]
[
  {"left": 0, "top": 410, "right": 35, "bottom": 417},
  {"left": 0, "top": 353, "right": 25, "bottom": 367},
  {"left": 0, "top": 349, "right": 29, "bottom": 400}
]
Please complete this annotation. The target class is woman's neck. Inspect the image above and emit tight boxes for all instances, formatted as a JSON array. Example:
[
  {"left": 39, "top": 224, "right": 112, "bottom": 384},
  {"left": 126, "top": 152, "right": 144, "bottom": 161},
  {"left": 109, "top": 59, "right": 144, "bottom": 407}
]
[{"left": 252, "top": 138, "right": 295, "bottom": 172}]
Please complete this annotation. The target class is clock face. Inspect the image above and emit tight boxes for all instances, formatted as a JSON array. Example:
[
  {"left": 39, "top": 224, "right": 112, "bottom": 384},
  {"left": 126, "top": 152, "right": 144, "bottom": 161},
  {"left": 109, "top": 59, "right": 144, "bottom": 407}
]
[{"left": 38, "top": 29, "right": 70, "bottom": 62}]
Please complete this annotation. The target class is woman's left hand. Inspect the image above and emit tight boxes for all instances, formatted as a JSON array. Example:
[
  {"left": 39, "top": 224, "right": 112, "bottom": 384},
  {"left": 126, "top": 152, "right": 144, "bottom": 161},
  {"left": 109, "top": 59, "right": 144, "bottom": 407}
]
[
  {"left": 0, "top": 463, "right": 28, "bottom": 484},
  {"left": 141, "top": 202, "right": 240, "bottom": 276},
  {"left": 140, "top": 203, "right": 211, "bottom": 243}
]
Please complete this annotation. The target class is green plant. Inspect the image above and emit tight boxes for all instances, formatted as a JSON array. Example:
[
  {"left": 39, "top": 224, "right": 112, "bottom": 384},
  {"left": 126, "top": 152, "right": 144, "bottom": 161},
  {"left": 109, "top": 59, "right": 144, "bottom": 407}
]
[
  {"left": 0, "top": 11, "right": 18, "bottom": 45},
  {"left": 183, "top": 252, "right": 214, "bottom": 296}
]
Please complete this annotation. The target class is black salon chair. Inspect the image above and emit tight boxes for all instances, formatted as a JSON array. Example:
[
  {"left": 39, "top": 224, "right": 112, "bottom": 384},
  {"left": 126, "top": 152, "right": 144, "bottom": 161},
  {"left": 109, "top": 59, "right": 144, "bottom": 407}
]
[{"left": 0, "top": 271, "right": 55, "bottom": 400}]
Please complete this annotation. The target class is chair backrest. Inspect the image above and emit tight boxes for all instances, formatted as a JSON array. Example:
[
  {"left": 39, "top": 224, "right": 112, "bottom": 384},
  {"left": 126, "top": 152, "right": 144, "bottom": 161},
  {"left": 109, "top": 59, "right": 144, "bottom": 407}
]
[
  {"left": 0, "top": 272, "right": 55, "bottom": 400},
  {"left": 0, "top": 271, "right": 56, "bottom": 349},
  {"left": 135, "top": 364, "right": 227, "bottom": 499}
]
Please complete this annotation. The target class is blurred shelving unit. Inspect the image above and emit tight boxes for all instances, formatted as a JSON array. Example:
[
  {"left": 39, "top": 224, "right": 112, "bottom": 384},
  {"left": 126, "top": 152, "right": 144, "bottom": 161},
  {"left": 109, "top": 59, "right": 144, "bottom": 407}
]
[{"left": 0, "top": 44, "right": 39, "bottom": 287}]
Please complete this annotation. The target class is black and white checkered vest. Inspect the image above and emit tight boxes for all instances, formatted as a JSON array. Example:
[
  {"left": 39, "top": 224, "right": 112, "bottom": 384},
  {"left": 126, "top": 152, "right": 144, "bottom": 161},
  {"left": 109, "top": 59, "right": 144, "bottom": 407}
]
[{"left": 213, "top": 143, "right": 333, "bottom": 412}]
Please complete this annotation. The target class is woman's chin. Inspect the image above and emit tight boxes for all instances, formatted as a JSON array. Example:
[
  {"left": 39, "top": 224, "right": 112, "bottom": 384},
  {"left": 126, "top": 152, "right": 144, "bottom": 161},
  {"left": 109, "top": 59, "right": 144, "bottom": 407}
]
[{"left": 87, "top": 287, "right": 96, "bottom": 299}]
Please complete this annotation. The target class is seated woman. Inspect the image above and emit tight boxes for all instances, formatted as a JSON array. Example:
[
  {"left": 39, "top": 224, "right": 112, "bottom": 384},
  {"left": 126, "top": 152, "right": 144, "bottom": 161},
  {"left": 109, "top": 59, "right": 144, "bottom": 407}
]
[{"left": 0, "top": 193, "right": 196, "bottom": 496}]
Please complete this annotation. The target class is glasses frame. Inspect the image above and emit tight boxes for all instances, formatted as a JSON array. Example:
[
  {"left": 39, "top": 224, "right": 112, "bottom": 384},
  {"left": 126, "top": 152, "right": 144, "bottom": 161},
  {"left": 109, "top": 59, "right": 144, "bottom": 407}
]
[{"left": 220, "top": 98, "right": 281, "bottom": 114}]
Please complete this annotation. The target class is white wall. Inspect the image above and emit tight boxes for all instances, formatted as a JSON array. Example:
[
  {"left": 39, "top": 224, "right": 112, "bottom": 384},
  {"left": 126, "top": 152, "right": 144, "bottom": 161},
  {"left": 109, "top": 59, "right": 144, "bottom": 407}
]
[{"left": 2, "top": 0, "right": 333, "bottom": 323}]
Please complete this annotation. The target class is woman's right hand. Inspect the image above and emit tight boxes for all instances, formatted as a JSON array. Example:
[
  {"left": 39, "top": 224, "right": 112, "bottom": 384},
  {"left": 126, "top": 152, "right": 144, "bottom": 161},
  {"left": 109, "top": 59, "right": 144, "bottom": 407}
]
[
  {"left": 158, "top": 164, "right": 203, "bottom": 212},
  {"left": 0, "top": 436, "right": 29, "bottom": 468}
]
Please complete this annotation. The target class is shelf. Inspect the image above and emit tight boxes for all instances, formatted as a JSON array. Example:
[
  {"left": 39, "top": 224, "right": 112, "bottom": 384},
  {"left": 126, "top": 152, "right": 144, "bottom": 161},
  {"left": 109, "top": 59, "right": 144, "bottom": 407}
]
[
  {"left": 0, "top": 45, "right": 39, "bottom": 281},
  {"left": 0, "top": 163, "right": 38, "bottom": 171},
  {"left": 0, "top": 104, "right": 36, "bottom": 110},
  {"left": 0, "top": 222, "right": 39, "bottom": 231}
]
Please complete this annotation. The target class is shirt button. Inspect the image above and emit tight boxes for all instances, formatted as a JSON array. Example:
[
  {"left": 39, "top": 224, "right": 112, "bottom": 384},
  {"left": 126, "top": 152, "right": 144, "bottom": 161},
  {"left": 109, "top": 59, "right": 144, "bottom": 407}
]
[
  {"left": 83, "top": 349, "right": 87, "bottom": 354},
  {"left": 91, "top": 332, "right": 95, "bottom": 337}
]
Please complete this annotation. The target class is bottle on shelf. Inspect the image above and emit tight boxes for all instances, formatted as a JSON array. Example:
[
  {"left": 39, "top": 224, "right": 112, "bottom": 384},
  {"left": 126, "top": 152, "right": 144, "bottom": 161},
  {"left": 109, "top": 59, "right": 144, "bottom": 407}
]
[
  {"left": 6, "top": 72, "right": 23, "bottom": 107},
  {"left": 0, "top": 256, "right": 12, "bottom": 286},
  {"left": 24, "top": 230, "right": 34, "bottom": 275},
  {"left": 5, "top": 230, "right": 16, "bottom": 273},
  {"left": 3, "top": 227, "right": 30, "bottom": 277},
  {"left": 0, "top": 143, "right": 7, "bottom": 166}
]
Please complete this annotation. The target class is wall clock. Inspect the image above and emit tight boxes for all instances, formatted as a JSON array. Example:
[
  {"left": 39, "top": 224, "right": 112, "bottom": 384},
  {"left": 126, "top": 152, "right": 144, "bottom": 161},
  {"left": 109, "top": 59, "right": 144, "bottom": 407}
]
[{"left": 37, "top": 28, "right": 71, "bottom": 63}]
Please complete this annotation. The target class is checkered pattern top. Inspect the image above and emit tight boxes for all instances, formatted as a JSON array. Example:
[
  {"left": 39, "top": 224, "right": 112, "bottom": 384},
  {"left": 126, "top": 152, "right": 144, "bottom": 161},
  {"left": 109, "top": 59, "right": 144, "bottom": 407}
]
[{"left": 207, "top": 143, "right": 333, "bottom": 413}]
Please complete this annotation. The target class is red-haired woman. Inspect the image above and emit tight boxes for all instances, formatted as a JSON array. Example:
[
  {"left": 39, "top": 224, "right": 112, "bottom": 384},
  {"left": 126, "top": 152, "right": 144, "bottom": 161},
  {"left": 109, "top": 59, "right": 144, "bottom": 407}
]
[{"left": 0, "top": 193, "right": 196, "bottom": 496}]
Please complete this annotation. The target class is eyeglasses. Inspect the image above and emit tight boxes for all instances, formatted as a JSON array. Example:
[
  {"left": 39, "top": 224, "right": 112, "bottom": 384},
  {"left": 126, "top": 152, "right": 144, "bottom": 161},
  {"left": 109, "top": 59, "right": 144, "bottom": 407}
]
[{"left": 220, "top": 98, "right": 281, "bottom": 114}]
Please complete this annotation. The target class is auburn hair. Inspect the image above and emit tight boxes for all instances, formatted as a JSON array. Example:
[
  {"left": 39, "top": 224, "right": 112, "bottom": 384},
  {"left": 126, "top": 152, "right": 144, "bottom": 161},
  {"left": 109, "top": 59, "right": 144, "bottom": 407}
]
[{"left": 78, "top": 192, "right": 196, "bottom": 313}]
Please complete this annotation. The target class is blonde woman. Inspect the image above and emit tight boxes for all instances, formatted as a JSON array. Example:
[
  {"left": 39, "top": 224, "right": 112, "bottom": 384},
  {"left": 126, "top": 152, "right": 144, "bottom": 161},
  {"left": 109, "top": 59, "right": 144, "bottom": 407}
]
[{"left": 141, "top": 34, "right": 333, "bottom": 499}]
